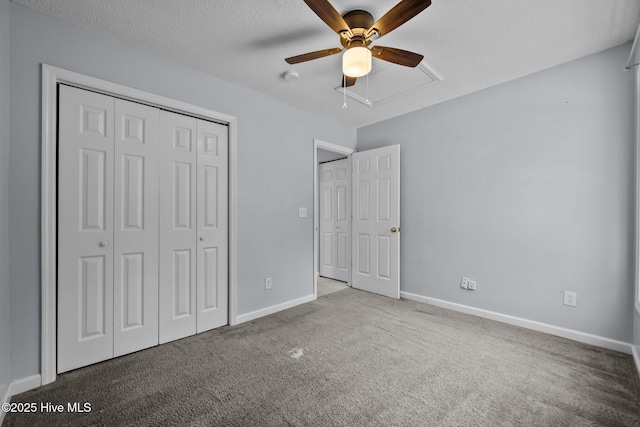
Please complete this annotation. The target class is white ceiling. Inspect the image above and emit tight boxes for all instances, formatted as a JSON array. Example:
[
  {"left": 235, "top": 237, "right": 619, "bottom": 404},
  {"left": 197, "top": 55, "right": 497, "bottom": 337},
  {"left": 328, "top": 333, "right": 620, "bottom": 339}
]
[{"left": 14, "top": 0, "right": 640, "bottom": 127}]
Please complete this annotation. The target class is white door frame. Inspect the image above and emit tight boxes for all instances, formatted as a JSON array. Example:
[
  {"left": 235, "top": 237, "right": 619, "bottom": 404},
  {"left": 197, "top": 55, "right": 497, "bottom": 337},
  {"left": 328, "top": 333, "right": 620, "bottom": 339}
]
[
  {"left": 313, "top": 139, "right": 355, "bottom": 298},
  {"left": 40, "top": 64, "right": 239, "bottom": 385}
]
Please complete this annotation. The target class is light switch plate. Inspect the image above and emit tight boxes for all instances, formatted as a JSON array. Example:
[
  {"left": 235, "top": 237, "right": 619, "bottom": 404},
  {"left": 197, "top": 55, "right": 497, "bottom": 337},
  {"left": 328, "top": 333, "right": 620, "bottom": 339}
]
[{"left": 298, "top": 207, "right": 307, "bottom": 218}]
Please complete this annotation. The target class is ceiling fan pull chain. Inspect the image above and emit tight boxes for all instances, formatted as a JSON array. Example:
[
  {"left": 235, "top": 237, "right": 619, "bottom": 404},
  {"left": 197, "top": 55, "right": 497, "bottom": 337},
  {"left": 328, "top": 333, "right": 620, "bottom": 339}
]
[
  {"left": 342, "top": 75, "right": 348, "bottom": 109},
  {"left": 365, "top": 73, "right": 370, "bottom": 105}
]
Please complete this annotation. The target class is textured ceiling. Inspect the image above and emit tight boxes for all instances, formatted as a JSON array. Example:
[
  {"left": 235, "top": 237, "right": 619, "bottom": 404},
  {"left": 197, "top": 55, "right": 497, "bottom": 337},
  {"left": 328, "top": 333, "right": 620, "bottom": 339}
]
[{"left": 13, "top": 0, "right": 640, "bottom": 127}]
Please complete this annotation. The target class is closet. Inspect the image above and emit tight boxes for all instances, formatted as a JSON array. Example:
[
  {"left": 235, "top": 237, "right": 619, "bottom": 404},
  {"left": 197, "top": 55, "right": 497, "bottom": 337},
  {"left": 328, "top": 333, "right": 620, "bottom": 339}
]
[
  {"left": 319, "top": 159, "right": 350, "bottom": 282},
  {"left": 57, "top": 85, "right": 228, "bottom": 373}
]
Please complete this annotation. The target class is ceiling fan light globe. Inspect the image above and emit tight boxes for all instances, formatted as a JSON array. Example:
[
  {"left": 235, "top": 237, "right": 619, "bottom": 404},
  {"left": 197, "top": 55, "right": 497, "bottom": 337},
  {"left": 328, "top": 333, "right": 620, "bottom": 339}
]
[{"left": 342, "top": 47, "right": 372, "bottom": 78}]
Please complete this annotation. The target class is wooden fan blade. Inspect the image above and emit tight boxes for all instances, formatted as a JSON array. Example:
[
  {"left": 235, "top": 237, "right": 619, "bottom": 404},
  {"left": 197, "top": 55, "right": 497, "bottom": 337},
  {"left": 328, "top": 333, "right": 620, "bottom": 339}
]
[
  {"left": 368, "top": 0, "right": 431, "bottom": 37},
  {"left": 304, "top": 0, "right": 351, "bottom": 34},
  {"left": 371, "top": 46, "right": 424, "bottom": 67},
  {"left": 285, "top": 48, "right": 342, "bottom": 64},
  {"left": 342, "top": 75, "right": 357, "bottom": 87}
]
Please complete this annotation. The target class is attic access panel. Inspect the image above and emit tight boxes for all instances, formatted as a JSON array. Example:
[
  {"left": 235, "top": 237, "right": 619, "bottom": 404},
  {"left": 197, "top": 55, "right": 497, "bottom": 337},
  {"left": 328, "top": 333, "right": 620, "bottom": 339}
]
[{"left": 336, "top": 61, "right": 442, "bottom": 107}]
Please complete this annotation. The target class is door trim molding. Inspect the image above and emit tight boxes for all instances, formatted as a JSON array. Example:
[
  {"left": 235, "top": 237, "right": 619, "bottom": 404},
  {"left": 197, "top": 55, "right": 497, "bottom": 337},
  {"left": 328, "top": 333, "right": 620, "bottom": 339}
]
[
  {"left": 313, "top": 139, "right": 355, "bottom": 298},
  {"left": 635, "top": 66, "right": 640, "bottom": 316},
  {"left": 41, "top": 64, "right": 239, "bottom": 385}
]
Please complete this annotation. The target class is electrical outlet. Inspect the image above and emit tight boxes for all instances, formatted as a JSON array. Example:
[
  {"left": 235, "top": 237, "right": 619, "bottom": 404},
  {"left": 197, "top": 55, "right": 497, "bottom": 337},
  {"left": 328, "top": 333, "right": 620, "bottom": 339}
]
[
  {"left": 563, "top": 291, "right": 577, "bottom": 307},
  {"left": 460, "top": 277, "right": 469, "bottom": 289},
  {"left": 265, "top": 277, "right": 272, "bottom": 290},
  {"left": 468, "top": 280, "right": 477, "bottom": 291}
]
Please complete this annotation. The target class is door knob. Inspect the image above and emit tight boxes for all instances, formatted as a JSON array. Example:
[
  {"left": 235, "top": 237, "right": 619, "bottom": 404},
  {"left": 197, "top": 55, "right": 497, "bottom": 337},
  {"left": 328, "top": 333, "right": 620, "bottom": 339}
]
[
  {"left": 199, "top": 236, "right": 205, "bottom": 241},
  {"left": 99, "top": 241, "right": 109, "bottom": 247},
  {"left": 390, "top": 227, "right": 397, "bottom": 233}
]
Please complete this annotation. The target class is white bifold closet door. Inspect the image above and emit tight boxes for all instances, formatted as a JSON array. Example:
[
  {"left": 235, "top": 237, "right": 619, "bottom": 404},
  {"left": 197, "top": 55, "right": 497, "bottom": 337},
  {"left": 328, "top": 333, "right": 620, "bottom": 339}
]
[
  {"left": 58, "top": 85, "right": 228, "bottom": 373},
  {"left": 158, "top": 111, "right": 228, "bottom": 344},
  {"left": 58, "top": 85, "right": 160, "bottom": 373},
  {"left": 319, "top": 158, "right": 350, "bottom": 282}
]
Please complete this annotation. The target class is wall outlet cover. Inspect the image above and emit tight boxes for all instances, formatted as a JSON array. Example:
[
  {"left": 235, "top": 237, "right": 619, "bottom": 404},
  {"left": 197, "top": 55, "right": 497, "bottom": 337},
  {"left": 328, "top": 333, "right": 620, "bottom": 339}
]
[
  {"left": 563, "top": 291, "right": 577, "bottom": 307},
  {"left": 460, "top": 277, "right": 469, "bottom": 289},
  {"left": 468, "top": 280, "right": 477, "bottom": 290}
]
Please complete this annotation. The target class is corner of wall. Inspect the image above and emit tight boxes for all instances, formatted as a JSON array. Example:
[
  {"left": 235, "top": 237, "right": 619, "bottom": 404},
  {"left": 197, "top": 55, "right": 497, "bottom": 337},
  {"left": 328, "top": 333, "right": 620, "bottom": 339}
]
[{"left": 0, "top": 0, "right": 12, "bottom": 404}]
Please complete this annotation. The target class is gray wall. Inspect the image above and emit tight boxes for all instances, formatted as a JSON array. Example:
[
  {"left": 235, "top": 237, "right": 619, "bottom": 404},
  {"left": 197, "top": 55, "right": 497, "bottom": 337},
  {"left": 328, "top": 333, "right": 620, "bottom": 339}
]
[
  {"left": 8, "top": 2, "right": 356, "bottom": 380},
  {"left": 358, "top": 44, "right": 635, "bottom": 342},
  {"left": 1, "top": 0, "right": 12, "bottom": 400}
]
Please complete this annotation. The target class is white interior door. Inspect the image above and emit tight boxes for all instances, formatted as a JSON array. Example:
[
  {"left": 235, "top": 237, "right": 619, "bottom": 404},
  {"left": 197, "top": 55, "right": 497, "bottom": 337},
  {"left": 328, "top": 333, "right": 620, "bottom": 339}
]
[
  {"left": 58, "top": 85, "right": 115, "bottom": 373},
  {"left": 319, "top": 159, "right": 350, "bottom": 282},
  {"left": 196, "top": 119, "right": 229, "bottom": 333},
  {"left": 351, "top": 145, "right": 400, "bottom": 299},
  {"left": 159, "top": 111, "right": 198, "bottom": 344},
  {"left": 319, "top": 162, "right": 335, "bottom": 278},
  {"left": 112, "top": 99, "right": 160, "bottom": 357}
]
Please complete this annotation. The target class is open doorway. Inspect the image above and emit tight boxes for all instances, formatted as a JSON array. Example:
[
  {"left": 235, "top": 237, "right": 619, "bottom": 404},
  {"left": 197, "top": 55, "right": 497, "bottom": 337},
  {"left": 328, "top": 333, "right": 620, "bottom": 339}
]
[
  {"left": 313, "top": 139, "right": 355, "bottom": 299},
  {"left": 313, "top": 139, "right": 401, "bottom": 300}
]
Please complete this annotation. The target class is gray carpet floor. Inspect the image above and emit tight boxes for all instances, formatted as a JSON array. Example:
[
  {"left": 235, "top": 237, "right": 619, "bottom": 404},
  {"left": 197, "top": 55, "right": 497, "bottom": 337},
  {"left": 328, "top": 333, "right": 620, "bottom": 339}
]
[
  {"left": 317, "top": 276, "right": 349, "bottom": 297},
  {"left": 4, "top": 288, "right": 640, "bottom": 426}
]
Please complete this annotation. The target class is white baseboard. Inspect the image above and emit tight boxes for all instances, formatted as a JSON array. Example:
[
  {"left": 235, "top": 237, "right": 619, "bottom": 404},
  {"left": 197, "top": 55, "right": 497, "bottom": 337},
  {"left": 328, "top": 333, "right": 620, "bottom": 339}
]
[
  {"left": 7, "top": 374, "right": 41, "bottom": 397},
  {"left": 633, "top": 345, "right": 640, "bottom": 379},
  {"left": 235, "top": 294, "right": 316, "bottom": 325},
  {"left": 401, "top": 291, "right": 632, "bottom": 354},
  {"left": 0, "top": 374, "right": 42, "bottom": 424}
]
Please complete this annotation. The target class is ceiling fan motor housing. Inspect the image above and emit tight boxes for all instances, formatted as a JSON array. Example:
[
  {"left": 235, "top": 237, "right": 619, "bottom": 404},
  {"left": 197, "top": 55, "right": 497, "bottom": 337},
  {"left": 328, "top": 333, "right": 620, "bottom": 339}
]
[
  {"left": 343, "top": 10, "right": 374, "bottom": 30},
  {"left": 340, "top": 10, "right": 376, "bottom": 48}
]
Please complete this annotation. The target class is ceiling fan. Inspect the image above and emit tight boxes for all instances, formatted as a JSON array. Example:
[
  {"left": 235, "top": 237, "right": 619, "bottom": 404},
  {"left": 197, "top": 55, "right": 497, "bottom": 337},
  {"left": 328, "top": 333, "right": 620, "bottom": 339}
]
[{"left": 285, "top": 0, "right": 432, "bottom": 87}]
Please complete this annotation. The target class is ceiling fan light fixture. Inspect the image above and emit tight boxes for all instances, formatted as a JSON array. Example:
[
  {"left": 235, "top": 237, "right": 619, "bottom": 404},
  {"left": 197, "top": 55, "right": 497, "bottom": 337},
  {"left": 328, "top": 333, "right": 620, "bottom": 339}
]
[{"left": 343, "top": 46, "right": 372, "bottom": 78}]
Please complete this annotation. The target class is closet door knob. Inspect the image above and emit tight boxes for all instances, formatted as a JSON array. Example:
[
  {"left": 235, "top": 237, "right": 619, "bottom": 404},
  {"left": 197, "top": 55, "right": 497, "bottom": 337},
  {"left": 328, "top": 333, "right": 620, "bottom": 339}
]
[
  {"left": 99, "top": 241, "right": 109, "bottom": 247},
  {"left": 199, "top": 237, "right": 205, "bottom": 241}
]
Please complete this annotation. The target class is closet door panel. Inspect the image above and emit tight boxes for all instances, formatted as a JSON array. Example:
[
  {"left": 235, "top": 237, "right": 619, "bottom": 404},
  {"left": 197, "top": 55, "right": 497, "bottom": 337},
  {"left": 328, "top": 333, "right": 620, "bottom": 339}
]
[
  {"left": 113, "top": 99, "right": 160, "bottom": 357},
  {"left": 319, "top": 164, "right": 335, "bottom": 278},
  {"left": 334, "top": 160, "right": 350, "bottom": 282},
  {"left": 159, "top": 111, "right": 198, "bottom": 343},
  {"left": 318, "top": 159, "right": 350, "bottom": 282},
  {"left": 196, "top": 120, "right": 228, "bottom": 332},
  {"left": 58, "top": 85, "right": 230, "bottom": 371},
  {"left": 58, "top": 85, "right": 115, "bottom": 373}
]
